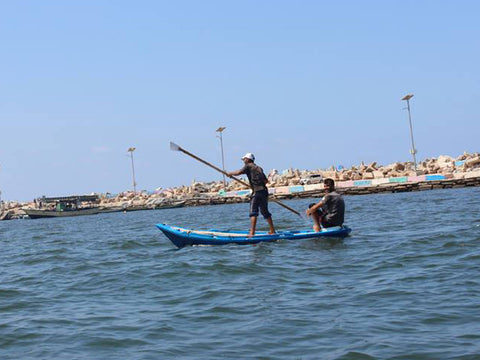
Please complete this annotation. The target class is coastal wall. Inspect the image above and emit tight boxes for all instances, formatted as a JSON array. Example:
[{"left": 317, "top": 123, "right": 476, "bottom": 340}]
[
  {"left": 207, "top": 171, "right": 480, "bottom": 199},
  {"left": 2, "top": 152, "right": 480, "bottom": 220}
]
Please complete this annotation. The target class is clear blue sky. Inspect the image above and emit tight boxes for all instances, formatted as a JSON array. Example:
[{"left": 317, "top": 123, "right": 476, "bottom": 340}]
[{"left": 1, "top": 0, "right": 479, "bottom": 201}]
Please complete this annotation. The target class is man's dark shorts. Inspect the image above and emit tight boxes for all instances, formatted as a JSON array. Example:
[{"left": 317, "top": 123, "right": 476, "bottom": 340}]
[
  {"left": 308, "top": 203, "right": 338, "bottom": 228},
  {"left": 250, "top": 190, "right": 271, "bottom": 219}
]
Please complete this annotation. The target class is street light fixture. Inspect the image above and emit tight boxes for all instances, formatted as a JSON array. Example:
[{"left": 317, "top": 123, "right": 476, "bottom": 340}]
[
  {"left": 215, "top": 127, "right": 226, "bottom": 188},
  {"left": 127, "top": 147, "right": 137, "bottom": 193},
  {"left": 401, "top": 94, "right": 418, "bottom": 171}
]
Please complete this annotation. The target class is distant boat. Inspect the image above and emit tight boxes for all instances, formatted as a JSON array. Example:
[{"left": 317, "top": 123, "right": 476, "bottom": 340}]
[
  {"left": 23, "top": 195, "right": 187, "bottom": 219},
  {"left": 24, "top": 207, "right": 101, "bottom": 219},
  {"left": 152, "top": 200, "right": 185, "bottom": 210},
  {"left": 25, "top": 195, "right": 102, "bottom": 219}
]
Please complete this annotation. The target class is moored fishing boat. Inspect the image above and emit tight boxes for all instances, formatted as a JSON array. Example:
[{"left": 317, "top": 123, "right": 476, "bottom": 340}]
[
  {"left": 156, "top": 223, "right": 352, "bottom": 248},
  {"left": 24, "top": 207, "right": 101, "bottom": 219},
  {"left": 24, "top": 195, "right": 102, "bottom": 219}
]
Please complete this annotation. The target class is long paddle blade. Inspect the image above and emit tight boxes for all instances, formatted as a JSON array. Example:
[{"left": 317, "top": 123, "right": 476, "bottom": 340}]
[{"left": 170, "top": 142, "right": 181, "bottom": 151}]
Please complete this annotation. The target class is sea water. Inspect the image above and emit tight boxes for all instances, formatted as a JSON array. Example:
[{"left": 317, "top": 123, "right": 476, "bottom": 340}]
[{"left": 1, "top": 187, "right": 480, "bottom": 359}]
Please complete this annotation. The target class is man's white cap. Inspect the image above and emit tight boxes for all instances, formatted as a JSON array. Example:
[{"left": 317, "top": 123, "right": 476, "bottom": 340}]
[{"left": 242, "top": 153, "right": 255, "bottom": 161}]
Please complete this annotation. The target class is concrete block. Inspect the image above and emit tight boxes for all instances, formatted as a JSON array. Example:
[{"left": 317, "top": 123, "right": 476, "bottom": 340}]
[
  {"left": 426, "top": 175, "right": 445, "bottom": 181},
  {"left": 289, "top": 186, "right": 305, "bottom": 193},
  {"left": 354, "top": 180, "right": 372, "bottom": 186},
  {"left": 389, "top": 177, "right": 407, "bottom": 183},
  {"left": 337, "top": 180, "right": 354, "bottom": 188},
  {"left": 236, "top": 190, "right": 251, "bottom": 196},
  {"left": 407, "top": 175, "right": 426, "bottom": 183},
  {"left": 372, "top": 178, "right": 389, "bottom": 185},
  {"left": 465, "top": 170, "right": 480, "bottom": 179},
  {"left": 304, "top": 184, "right": 322, "bottom": 191},
  {"left": 275, "top": 186, "right": 290, "bottom": 194}
]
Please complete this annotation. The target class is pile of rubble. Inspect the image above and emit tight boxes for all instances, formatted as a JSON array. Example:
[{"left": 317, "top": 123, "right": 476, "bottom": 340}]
[
  {"left": 266, "top": 152, "right": 480, "bottom": 184},
  {"left": 152, "top": 152, "right": 480, "bottom": 192},
  {"left": 0, "top": 201, "right": 25, "bottom": 220}
]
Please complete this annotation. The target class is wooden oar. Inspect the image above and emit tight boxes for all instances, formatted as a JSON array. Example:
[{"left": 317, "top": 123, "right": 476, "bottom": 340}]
[{"left": 170, "top": 142, "right": 302, "bottom": 217}]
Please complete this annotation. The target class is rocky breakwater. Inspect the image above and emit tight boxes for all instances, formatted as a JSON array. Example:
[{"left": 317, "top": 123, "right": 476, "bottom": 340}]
[
  {"left": 2, "top": 152, "right": 480, "bottom": 221},
  {"left": 98, "top": 151, "right": 480, "bottom": 210},
  {"left": 0, "top": 201, "right": 28, "bottom": 220},
  {"left": 277, "top": 153, "right": 480, "bottom": 195},
  {"left": 268, "top": 152, "right": 480, "bottom": 197},
  {"left": 98, "top": 180, "right": 247, "bottom": 211},
  {"left": 293, "top": 152, "right": 480, "bottom": 183}
]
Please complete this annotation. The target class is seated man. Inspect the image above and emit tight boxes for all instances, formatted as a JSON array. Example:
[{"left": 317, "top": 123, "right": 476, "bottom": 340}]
[{"left": 306, "top": 178, "right": 345, "bottom": 232}]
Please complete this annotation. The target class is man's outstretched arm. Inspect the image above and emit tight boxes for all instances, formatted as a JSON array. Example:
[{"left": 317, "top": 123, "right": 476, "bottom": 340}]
[{"left": 227, "top": 169, "right": 244, "bottom": 177}]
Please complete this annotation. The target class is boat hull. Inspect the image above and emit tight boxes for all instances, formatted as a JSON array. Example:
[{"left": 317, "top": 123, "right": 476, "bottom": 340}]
[
  {"left": 24, "top": 208, "right": 101, "bottom": 219},
  {"left": 156, "top": 223, "right": 352, "bottom": 248}
]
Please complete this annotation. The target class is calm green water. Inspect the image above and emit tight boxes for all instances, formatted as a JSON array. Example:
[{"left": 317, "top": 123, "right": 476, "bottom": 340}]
[{"left": 1, "top": 187, "right": 480, "bottom": 360}]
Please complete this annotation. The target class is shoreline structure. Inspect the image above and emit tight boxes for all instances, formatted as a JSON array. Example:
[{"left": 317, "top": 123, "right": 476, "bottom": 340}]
[{"left": 1, "top": 153, "right": 480, "bottom": 220}]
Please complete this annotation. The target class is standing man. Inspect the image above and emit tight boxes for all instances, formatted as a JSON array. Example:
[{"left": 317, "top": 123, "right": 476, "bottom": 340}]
[
  {"left": 306, "top": 178, "right": 345, "bottom": 232},
  {"left": 227, "top": 153, "right": 275, "bottom": 237}
]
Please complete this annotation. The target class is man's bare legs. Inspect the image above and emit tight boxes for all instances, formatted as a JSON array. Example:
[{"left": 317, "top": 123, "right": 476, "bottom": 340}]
[
  {"left": 267, "top": 217, "right": 275, "bottom": 234},
  {"left": 249, "top": 216, "right": 276, "bottom": 237},
  {"left": 311, "top": 212, "right": 322, "bottom": 232},
  {"left": 249, "top": 216, "right": 257, "bottom": 237}
]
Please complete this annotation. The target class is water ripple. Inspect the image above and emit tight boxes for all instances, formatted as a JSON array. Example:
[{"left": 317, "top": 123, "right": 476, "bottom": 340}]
[{"left": 1, "top": 187, "right": 480, "bottom": 359}]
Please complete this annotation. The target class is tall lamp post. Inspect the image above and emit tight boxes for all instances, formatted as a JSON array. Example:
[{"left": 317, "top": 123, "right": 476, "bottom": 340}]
[
  {"left": 401, "top": 94, "right": 418, "bottom": 171},
  {"left": 127, "top": 147, "right": 137, "bottom": 193},
  {"left": 215, "top": 127, "right": 226, "bottom": 188}
]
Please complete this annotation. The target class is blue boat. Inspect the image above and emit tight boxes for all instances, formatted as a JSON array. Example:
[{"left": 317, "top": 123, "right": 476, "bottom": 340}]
[{"left": 156, "top": 223, "right": 352, "bottom": 248}]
